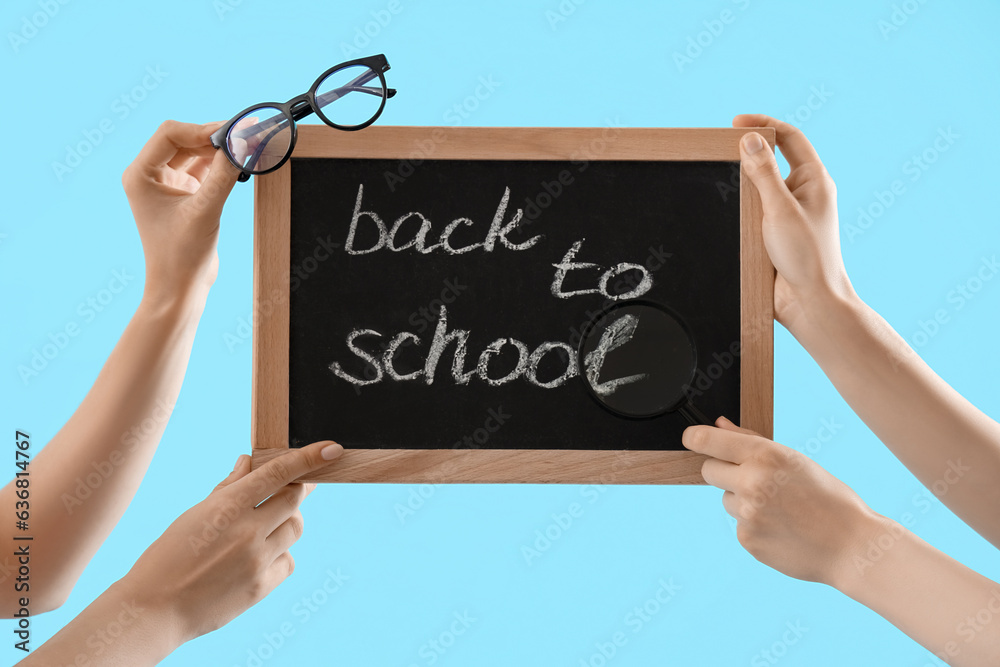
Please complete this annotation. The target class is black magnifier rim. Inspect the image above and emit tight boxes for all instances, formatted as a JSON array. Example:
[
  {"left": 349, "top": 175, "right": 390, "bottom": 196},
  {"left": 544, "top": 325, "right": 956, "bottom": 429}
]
[{"left": 576, "top": 298, "right": 700, "bottom": 420}]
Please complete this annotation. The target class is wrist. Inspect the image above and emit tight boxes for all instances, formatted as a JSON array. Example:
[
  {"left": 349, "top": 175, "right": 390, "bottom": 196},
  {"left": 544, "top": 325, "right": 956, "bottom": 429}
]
[
  {"left": 102, "top": 575, "right": 189, "bottom": 657},
  {"left": 826, "top": 510, "right": 901, "bottom": 596},
  {"left": 140, "top": 277, "right": 211, "bottom": 321},
  {"left": 141, "top": 248, "right": 218, "bottom": 312},
  {"left": 780, "top": 279, "right": 866, "bottom": 342}
]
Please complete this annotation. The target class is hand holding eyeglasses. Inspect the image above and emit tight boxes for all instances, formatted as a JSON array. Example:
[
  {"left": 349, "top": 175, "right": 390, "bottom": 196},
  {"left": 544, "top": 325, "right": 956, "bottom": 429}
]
[
  {"left": 210, "top": 54, "right": 397, "bottom": 182},
  {"left": 121, "top": 119, "right": 242, "bottom": 303}
]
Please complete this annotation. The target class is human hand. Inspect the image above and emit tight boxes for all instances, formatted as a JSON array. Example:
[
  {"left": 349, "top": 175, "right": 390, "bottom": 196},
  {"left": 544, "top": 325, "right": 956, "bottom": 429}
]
[
  {"left": 684, "top": 417, "right": 882, "bottom": 586},
  {"left": 122, "top": 120, "right": 241, "bottom": 303},
  {"left": 733, "top": 114, "right": 856, "bottom": 332},
  {"left": 117, "top": 441, "right": 343, "bottom": 642}
]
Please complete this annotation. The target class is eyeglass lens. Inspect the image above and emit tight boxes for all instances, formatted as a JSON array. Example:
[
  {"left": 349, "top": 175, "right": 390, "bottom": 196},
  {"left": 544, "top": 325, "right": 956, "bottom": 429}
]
[
  {"left": 225, "top": 64, "right": 387, "bottom": 175},
  {"left": 226, "top": 106, "right": 294, "bottom": 174},
  {"left": 314, "top": 64, "right": 386, "bottom": 128}
]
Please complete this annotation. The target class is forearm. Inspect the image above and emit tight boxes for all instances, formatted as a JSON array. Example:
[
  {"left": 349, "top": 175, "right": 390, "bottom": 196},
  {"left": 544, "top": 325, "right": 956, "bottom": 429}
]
[
  {"left": 18, "top": 578, "right": 184, "bottom": 666},
  {"left": 833, "top": 515, "right": 1000, "bottom": 665},
  {"left": 787, "top": 288, "right": 1000, "bottom": 546},
  {"left": 1, "top": 283, "right": 209, "bottom": 611}
]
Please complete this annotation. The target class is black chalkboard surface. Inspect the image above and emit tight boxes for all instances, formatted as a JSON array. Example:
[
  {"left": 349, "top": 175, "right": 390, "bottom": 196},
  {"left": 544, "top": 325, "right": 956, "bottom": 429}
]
[
  {"left": 250, "top": 126, "right": 774, "bottom": 484},
  {"left": 288, "top": 158, "right": 740, "bottom": 450}
]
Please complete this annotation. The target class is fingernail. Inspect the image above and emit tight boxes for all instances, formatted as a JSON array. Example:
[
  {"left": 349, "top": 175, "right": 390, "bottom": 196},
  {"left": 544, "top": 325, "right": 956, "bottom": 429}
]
[
  {"left": 718, "top": 416, "right": 735, "bottom": 427},
  {"left": 321, "top": 442, "right": 343, "bottom": 460},
  {"left": 742, "top": 132, "right": 763, "bottom": 154},
  {"left": 232, "top": 454, "right": 244, "bottom": 472}
]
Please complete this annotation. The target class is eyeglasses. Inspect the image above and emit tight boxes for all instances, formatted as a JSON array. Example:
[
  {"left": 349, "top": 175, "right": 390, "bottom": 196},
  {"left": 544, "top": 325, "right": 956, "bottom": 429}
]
[{"left": 210, "top": 54, "right": 396, "bottom": 182}]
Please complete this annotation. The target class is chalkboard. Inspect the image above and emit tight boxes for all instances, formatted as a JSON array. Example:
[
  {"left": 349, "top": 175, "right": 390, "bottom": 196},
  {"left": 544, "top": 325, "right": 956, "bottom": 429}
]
[{"left": 251, "top": 126, "right": 774, "bottom": 484}]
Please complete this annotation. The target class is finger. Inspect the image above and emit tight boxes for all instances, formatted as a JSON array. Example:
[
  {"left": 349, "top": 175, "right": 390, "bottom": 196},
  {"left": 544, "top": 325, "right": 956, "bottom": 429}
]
[
  {"left": 161, "top": 167, "right": 202, "bottom": 195},
  {"left": 250, "top": 552, "right": 295, "bottom": 605},
  {"left": 255, "top": 482, "right": 309, "bottom": 533},
  {"left": 164, "top": 145, "right": 216, "bottom": 173},
  {"left": 186, "top": 154, "right": 214, "bottom": 185},
  {"left": 715, "top": 416, "right": 760, "bottom": 437},
  {"left": 166, "top": 153, "right": 194, "bottom": 173},
  {"left": 213, "top": 454, "right": 252, "bottom": 493},
  {"left": 264, "top": 510, "right": 305, "bottom": 559},
  {"left": 733, "top": 114, "right": 824, "bottom": 172},
  {"left": 271, "top": 551, "right": 296, "bottom": 580},
  {"left": 165, "top": 145, "right": 217, "bottom": 170},
  {"left": 721, "top": 490, "right": 742, "bottom": 518},
  {"left": 191, "top": 148, "right": 242, "bottom": 217},
  {"left": 135, "top": 120, "right": 222, "bottom": 173},
  {"left": 738, "top": 132, "right": 800, "bottom": 216},
  {"left": 701, "top": 457, "right": 742, "bottom": 492},
  {"left": 236, "top": 440, "right": 343, "bottom": 506},
  {"left": 683, "top": 425, "right": 757, "bottom": 464}
]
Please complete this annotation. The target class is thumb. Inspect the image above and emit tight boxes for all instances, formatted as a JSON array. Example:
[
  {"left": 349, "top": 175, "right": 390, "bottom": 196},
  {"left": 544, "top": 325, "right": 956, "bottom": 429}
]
[
  {"left": 739, "top": 132, "right": 796, "bottom": 214},
  {"left": 212, "top": 454, "right": 252, "bottom": 493},
  {"left": 715, "top": 415, "right": 760, "bottom": 437},
  {"left": 194, "top": 147, "right": 241, "bottom": 217}
]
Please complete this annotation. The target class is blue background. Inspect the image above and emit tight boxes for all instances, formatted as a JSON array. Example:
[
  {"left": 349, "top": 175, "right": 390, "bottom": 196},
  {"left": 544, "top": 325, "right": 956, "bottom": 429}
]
[{"left": 3, "top": 1, "right": 999, "bottom": 665}]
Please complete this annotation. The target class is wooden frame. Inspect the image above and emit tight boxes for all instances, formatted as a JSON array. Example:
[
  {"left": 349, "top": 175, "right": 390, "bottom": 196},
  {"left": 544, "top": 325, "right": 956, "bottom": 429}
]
[{"left": 251, "top": 126, "right": 775, "bottom": 484}]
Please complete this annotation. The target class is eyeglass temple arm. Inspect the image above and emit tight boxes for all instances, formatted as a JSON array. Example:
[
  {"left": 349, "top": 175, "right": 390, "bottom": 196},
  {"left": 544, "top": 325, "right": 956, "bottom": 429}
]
[{"left": 311, "top": 84, "right": 396, "bottom": 111}]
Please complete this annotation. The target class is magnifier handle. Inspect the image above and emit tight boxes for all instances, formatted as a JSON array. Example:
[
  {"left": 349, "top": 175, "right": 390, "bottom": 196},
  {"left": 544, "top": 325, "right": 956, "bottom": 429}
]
[{"left": 678, "top": 401, "right": 713, "bottom": 426}]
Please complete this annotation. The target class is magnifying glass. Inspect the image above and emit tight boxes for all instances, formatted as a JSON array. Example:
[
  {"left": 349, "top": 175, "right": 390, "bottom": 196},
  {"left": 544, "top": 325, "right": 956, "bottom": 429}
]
[{"left": 577, "top": 299, "right": 713, "bottom": 425}]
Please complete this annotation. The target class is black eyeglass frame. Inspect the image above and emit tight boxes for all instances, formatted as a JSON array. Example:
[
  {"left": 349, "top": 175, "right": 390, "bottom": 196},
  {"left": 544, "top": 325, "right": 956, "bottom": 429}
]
[{"left": 210, "top": 54, "right": 396, "bottom": 182}]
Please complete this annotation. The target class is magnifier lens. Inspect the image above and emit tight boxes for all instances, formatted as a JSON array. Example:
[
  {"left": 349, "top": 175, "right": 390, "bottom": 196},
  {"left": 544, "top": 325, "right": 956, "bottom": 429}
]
[{"left": 578, "top": 301, "right": 697, "bottom": 418}]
